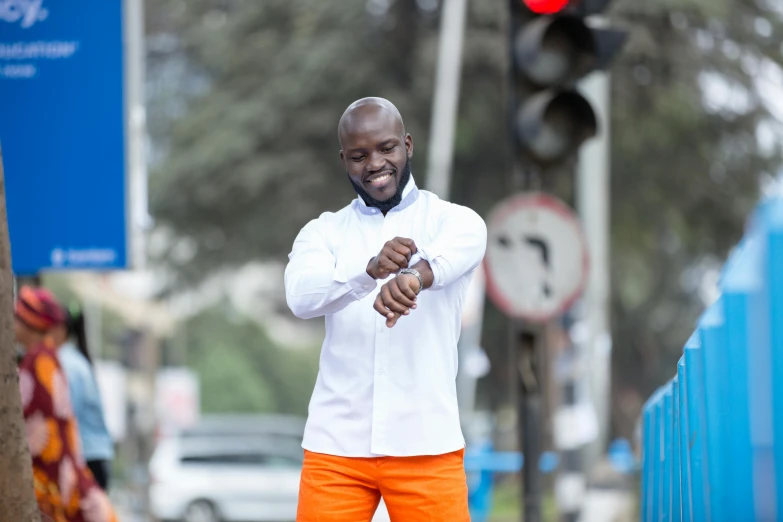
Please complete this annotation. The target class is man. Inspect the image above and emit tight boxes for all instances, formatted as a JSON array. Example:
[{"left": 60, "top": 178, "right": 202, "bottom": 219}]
[{"left": 285, "top": 97, "right": 487, "bottom": 522}]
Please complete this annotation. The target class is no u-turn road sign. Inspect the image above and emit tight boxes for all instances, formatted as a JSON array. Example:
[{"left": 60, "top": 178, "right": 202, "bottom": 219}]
[{"left": 484, "top": 192, "right": 589, "bottom": 323}]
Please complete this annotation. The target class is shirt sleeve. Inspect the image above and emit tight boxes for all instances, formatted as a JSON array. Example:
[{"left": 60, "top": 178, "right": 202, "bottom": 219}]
[
  {"left": 285, "top": 216, "right": 378, "bottom": 319},
  {"left": 416, "top": 202, "right": 487, "bottom": 290}
]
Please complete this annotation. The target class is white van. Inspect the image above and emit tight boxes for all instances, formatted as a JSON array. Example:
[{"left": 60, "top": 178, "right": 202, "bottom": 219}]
[{"left": 149, "top": 418, "right": 304, "bottom": 522}]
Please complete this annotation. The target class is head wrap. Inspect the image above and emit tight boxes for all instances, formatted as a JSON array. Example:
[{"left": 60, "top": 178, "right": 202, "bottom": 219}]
[{"left": 15, "top": 285, "right": 66, "bottom": 332}]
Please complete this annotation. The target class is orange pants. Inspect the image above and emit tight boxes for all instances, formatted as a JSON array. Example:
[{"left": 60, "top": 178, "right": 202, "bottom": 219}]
[{"left": 296, "top": 448, "right": 470, "bottom": 522}]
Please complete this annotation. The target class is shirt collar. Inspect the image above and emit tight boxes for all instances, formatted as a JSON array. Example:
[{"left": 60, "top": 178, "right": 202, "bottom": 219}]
[{"left": 354, "top": 175, "right": 419, "bottom": 216}]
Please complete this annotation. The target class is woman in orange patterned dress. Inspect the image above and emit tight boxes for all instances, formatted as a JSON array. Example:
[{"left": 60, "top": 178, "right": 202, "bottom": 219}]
[{"left": 15, "top": 285, "right": 118, "bottom": 522}]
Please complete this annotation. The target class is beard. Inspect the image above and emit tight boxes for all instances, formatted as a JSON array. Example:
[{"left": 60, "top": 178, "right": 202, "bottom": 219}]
[{"left": 348, "top": 157, "right": 412, "bottom": 214}]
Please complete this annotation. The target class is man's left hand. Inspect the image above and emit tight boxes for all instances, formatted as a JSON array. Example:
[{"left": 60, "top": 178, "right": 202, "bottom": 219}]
[{"left": 373, "top": 273, "right": 421, "bottom": 328}]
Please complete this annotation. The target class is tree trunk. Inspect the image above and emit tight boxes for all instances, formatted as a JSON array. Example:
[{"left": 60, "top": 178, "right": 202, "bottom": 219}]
[{"left": 0, "top": 146, "right": 40, "bottom": 522}]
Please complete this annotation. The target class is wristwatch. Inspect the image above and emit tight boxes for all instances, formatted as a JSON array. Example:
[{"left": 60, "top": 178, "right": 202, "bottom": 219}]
[{"left": 399, "top": 268, "right": 423, "bottom": 295}]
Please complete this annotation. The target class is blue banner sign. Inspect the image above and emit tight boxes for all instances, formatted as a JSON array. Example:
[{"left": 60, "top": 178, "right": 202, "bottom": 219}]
[{"left": 0, "top": 0, "right": 129, "bottom": 274}]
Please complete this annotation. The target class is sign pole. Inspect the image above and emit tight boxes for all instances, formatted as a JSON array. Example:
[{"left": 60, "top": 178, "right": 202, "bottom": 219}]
[{"left": 125, "top": 0, "right": 149, "bottom": 270}]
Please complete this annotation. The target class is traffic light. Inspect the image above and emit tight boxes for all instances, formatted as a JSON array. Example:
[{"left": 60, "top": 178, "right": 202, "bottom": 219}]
[{"left": 509, "top": 0, "right": 627, "bottom": 170}]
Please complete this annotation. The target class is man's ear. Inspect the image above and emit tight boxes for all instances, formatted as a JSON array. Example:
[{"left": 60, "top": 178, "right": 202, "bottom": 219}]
[{"left": 405, "top": 134, "right": 413, "bottom": 158}]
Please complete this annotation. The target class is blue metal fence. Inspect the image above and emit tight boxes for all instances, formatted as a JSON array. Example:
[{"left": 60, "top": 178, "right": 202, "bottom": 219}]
[{"left": 640, "top": 195, "right": 783, "bottom": 521}]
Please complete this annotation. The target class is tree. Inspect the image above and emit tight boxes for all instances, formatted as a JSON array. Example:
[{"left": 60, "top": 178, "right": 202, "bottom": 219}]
[
  {"left": 0, "top": 146, "right": 40, "bottom": 522},
  {"left": 146, "top": 0, "right": 442, "bottom": 285},
  {"left": 606, "top": 0, "right": 782, "bottom": 435},
  {"left": 193, "top": 344, "right": 278, "bottom": 413},
  {"left": 146, "top": 0, "right": 783, "bottom": 438},
  {"left": 183, "top": 305, "right": 319, "bottom": 416}
]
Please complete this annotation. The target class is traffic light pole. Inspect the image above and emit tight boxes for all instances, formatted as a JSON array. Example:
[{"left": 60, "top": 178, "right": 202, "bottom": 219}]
[
  {"left": 508, "top": 4, "right": 544, "bottom": 520},
  {"left": 516, "top": 326, "right": 544, "bottom": 522}
]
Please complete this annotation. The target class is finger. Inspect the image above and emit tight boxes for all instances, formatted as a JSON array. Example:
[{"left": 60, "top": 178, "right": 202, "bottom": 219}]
[
  {"left": 397, "top": 276, "right": 419, "bottom": 302},
  {"left": 373, "top": 294, "right": 390, "bottom": 317},
  {"left": 389, "top": 280, "right": 416, "bottom": 308},
  {"left": 387, "top": 312, "right": 401, "bottom": 328},
  {"left": 381, "top": 285, "right": 410, "bottom": 315},
  {"left": 375, "top": 297, "right": 396, "bottom": 321},
  {"left": 381, "top": 285, "right": 410, "bottom": 314},
  {"left": 381, "top": 249, "right": 409, "bottom": 269},
  {"left": 377, "top": 252, "right": 403, "bottom": 273},
  {"left": 376, "top": 258, "right": 395, "bottom": 276},
  {"left": 394, "top": 237, "right": 417, "bottom": 255},
  {"left": 389, "top": 241, "right": 413, "bottom": 261}
]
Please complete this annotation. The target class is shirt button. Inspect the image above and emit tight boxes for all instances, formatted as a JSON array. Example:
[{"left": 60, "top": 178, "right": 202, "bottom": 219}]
[{"left": 378, "top": 368, "right": 386, "bottom": 375}]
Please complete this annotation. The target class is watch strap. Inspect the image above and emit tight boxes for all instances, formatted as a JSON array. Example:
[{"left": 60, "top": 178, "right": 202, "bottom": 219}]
[{"left": 399, "top": 268, "right": 423, "bottom": 295}]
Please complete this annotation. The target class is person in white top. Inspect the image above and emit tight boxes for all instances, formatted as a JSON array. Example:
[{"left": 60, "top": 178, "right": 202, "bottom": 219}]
[{"left": 285, "top": 97, "right": 487, "bottom": 522}]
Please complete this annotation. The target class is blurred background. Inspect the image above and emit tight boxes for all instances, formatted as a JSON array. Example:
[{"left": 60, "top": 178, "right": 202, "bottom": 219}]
[{"left": 2, "top": 0, "right": 783, "bottom": 520}]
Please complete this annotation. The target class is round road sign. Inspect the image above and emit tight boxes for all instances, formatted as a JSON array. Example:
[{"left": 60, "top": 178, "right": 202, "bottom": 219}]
[{"left": 484, "top": 192, "right": 589, "bottom": 322}]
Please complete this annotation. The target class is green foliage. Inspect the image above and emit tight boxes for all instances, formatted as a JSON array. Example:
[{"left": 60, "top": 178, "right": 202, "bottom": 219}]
[
  {"left": 147, "top": 0, "right": 443, "bottom": 282},
  {"left": 182, "top": 305, "right": 319, "bottom": 416},
  {"left": 147, "top": 0, "right": 783, "bottom": 436},
  {"left": 192, "top": 343, "right": 278, "bottom": 413},
  {"left": 41, "top": 274, "right": 140, "bottom": 362},
  {"left": 606, "top": 0, "right": 783, "bottom": 433}
]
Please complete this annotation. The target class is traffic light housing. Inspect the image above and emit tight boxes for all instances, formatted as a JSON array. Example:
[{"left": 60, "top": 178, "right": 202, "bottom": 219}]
[{"left": 510, "top": 0, "right": 627, "bottom": 170}]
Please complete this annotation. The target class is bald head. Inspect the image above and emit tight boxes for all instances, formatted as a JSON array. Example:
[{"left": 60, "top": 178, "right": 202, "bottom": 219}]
[{"left": 338, "top": 97, "right": 406, "bottom": 147}]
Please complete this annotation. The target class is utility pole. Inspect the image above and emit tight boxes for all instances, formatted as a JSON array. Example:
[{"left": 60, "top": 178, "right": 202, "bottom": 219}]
[
  {"left": 425, "top": 0, "right": 468, "bottom": 200},
  {"left": 576, "top": 70, "right": 612, "bottom": 471},
  {"left": 425, "top": 0, "right": 485, "bottom": 429}
]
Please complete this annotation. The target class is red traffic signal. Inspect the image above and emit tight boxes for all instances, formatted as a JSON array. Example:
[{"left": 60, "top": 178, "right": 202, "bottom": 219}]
[{"left": 523, "top": 0, "right": 569, "bottom": 14}]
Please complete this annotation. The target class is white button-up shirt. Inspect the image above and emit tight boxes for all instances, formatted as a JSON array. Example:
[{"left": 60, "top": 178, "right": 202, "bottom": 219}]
[{"left": 285, "top": 177, "right": 487, "bottom": 457}]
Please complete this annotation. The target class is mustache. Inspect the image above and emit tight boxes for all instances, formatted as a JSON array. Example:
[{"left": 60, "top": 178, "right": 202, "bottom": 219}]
[{"left": 348, "top": 157, "right": 412, "bottom": 212}]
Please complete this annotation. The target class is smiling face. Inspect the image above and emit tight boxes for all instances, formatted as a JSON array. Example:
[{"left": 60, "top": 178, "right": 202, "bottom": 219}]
[{"left": 339, "top": 98, "right": 413, "bottom": 211}]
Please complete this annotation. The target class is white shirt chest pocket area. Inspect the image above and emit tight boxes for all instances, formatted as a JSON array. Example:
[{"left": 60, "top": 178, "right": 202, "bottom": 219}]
[{"left": 397, "top": 214, "right": 434, "bottom": 244}]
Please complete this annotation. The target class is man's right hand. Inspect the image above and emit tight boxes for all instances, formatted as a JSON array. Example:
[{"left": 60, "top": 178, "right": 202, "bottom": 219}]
[{"left": 366, "top": 237, "right": 417, "bottom": 280}]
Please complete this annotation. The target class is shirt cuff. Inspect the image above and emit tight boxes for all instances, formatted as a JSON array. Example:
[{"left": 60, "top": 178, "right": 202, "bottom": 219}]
[
  {"left": 415, "top": 245, "right": 445, "bottom": 288},
  {"left": 335, "top": 256, "right": 378, "bottom": 297}
]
